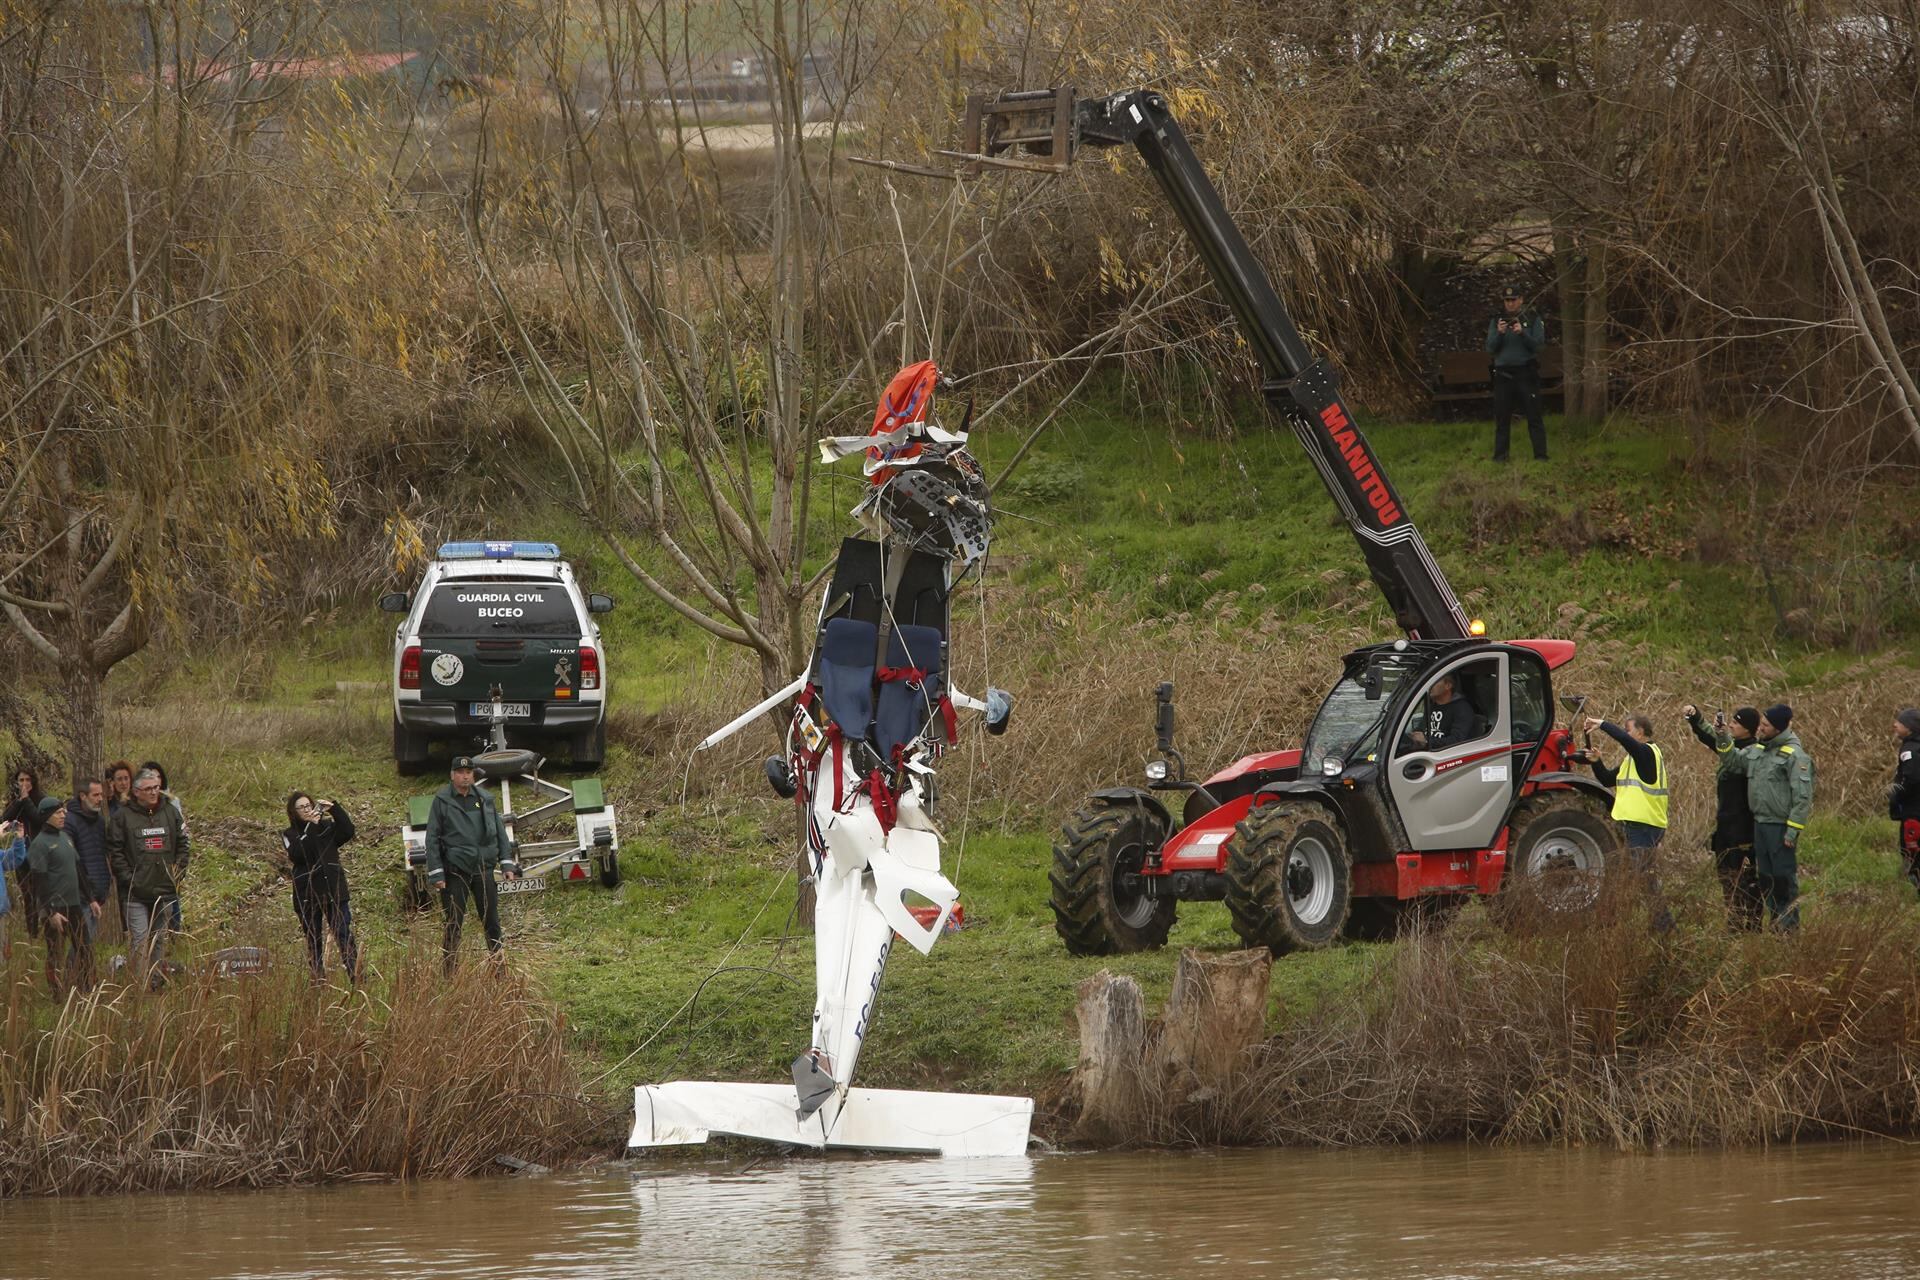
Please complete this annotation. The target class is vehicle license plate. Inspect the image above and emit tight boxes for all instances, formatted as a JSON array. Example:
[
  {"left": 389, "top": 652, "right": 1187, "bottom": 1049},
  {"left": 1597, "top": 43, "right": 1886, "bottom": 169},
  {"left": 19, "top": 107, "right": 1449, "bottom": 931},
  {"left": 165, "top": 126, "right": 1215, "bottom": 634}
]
[
  {"left": 499, "top": 876, "right": 547, "bottom": 894},
  {"left": 471, "top": 702, "right": 533, "bottom": 718}
]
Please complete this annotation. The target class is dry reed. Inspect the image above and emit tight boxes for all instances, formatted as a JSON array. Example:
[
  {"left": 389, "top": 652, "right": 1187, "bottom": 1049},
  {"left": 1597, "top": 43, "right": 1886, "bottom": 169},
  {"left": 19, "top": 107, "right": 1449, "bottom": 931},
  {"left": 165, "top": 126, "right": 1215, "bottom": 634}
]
[
  {"left": 0, "top": 941, "right": 613, "bottom": 1197},
  {"left": 1079, "top": 879, "right": 1920, "bottom": 1150}
]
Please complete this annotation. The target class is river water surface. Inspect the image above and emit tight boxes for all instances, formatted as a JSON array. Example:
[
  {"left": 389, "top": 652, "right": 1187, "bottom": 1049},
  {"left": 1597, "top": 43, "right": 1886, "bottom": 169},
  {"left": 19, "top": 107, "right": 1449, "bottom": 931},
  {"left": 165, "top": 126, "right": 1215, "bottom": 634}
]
[{"left": 5, "top": 1143, "right": 1917, "bottom": 1278}]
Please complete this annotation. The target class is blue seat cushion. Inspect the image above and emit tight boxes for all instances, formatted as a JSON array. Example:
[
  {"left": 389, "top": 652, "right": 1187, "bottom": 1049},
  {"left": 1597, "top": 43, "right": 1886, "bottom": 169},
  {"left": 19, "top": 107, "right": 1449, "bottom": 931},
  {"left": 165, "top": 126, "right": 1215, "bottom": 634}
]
[
  {"left": 818, "top": 617, "right": 879, "bottom": 742},
  {"left": 874, "top": 624, "right": 945, "bottom": 761}
]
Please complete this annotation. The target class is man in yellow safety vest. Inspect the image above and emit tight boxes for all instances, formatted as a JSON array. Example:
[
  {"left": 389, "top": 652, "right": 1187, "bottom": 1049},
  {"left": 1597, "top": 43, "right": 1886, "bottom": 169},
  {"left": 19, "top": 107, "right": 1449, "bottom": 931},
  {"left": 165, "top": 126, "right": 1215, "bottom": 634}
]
[{"left": 1578, "top": 712, "right": 1673, "bottom": 930}]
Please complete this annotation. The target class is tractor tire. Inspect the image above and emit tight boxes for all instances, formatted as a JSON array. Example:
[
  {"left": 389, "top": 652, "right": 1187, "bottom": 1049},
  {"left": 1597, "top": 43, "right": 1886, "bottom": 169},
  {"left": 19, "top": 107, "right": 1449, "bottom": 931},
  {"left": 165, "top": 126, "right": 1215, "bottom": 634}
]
[
  {"left": 1224, "top": 800, "right": 1352, "bottom": 954},
  {"left": 393, "top": 717, "right": 429, "bottom": 776},
  {"left": 1503, "top": 790, "right": 1617, "bottom": 914},
  {"left": 572, "top": 721, "right": 606, "bottom": 771},
  {"left": 598, "top": 849, "right": 621, "bottom": 889},
  {"left": 1048, "top": 802, "right": 1175, "bottom": 956}
]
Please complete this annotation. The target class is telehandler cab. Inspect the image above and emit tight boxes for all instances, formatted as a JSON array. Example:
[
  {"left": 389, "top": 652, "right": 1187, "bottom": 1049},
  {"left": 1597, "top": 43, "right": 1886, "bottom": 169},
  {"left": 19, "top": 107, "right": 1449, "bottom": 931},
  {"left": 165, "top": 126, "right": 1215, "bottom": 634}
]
[{"left": 956, "top": 88, "right": 1620, "bottom": 953}]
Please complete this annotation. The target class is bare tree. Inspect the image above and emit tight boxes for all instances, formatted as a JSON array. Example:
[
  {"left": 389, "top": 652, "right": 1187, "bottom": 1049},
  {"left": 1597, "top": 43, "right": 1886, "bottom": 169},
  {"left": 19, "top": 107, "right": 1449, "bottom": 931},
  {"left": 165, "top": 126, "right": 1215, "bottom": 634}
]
[{"left": 0, "top": 2, "right": 411, "bottom": 783}]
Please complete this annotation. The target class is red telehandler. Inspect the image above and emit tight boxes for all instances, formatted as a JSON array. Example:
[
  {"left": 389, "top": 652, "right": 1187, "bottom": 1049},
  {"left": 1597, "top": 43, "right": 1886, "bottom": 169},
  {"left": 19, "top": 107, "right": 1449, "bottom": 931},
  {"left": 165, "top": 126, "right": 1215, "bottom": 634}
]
[{"left": 959, "top": 89, "right": 1618, "bottom": 954}]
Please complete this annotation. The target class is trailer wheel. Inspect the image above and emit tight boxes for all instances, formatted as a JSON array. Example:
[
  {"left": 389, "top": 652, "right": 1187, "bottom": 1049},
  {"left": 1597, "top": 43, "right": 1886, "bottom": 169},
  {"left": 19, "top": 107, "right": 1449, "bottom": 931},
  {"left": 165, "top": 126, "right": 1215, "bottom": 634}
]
[
  {"left": 598, "top": 849, "right": 621, "bottom": 889},
  {"left": 400, "top": 868, "right": 435, "bottom": 913},
  {"left": 1048, "top": 802, "right": 1175, "bottom": 956},
  {"left": 1225, "top": 800, "right": 1351, "bottom": 954},
  {"left": 1504, "top": 792, "right": 1616, "bottom": 913}
]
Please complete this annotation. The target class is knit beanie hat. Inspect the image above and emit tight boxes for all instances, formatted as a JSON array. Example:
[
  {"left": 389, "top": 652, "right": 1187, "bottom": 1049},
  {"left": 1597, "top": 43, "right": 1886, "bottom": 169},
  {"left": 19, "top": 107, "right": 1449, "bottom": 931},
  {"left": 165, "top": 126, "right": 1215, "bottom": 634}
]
[
  {"left": 1897, "top": 708, "right": 1920, "bottom": 736},
  {"left": 1733, "top": 707, "right": 1761, "bottom": 735},
  {"left": 1764, "top": 703, "right": 1793, "bottom": 731}
]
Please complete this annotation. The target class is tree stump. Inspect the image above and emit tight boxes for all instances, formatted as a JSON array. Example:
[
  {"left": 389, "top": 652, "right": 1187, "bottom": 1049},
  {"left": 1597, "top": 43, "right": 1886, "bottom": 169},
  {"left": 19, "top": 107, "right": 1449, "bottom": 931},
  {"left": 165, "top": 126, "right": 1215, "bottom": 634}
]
[
  {"left": 1071, "top": 970, "right": 1147, "bottom": 1143},
  {"left": 1156, "top": 948, "right": 1273, "bottom": 1096},
  {"left": 1069, "top": 951, "right": 1276, "bottom": 1142}
]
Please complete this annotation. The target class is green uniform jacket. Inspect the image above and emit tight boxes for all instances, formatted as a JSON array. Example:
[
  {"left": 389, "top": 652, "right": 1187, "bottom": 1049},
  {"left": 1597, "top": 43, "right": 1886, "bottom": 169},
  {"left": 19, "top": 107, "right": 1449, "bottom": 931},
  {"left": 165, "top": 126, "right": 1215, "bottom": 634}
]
[
  {"left": 106, "top": 799, "right": 191, "bottom": 904},
  {"left": 425, "top": 782, "right": 511, "bottom": 881},
  {"left": 1486, "top": 313, "right": 1545, "bottom": 368},
  {"left": 1732, "top": 730, "right": 1815, "bottom": 832},
  {"left": 29, "top": 828, "right": 93, "bottom": 913}
]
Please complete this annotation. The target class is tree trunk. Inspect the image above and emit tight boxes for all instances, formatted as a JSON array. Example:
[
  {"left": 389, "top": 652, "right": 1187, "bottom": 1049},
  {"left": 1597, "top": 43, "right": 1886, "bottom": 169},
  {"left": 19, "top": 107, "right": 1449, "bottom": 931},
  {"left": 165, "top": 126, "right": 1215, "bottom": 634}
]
[
  {"left": 63, "top": 661, "right": 104, "bottom": 794},
  {"left": 1157, "top": 947, "right": 1272, "bottom": 1094},
  {"left": 1071, "top": 970, "right": 1148, "bottom": 1144},
  {"left": 1578, "top": 245, "right": 1609, "bottom": 421},
  {"left": 1554, "top": 229, "right": 1584, "bottom": 417}
]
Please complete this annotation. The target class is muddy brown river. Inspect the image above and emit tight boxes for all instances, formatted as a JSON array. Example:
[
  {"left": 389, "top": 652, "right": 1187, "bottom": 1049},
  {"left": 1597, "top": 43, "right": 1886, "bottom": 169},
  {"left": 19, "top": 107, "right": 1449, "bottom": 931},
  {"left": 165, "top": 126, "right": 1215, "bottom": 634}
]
[{"left": 5, "top": 1144, "right": 1917, "bottom": 1278}]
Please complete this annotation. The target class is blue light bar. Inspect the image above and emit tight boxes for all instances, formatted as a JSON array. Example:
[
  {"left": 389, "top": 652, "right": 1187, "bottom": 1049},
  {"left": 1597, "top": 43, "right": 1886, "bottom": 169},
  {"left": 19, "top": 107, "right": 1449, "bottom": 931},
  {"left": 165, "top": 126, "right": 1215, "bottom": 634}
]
[{"left": 438, "top": 540, "right": 563, "bottom": 561}]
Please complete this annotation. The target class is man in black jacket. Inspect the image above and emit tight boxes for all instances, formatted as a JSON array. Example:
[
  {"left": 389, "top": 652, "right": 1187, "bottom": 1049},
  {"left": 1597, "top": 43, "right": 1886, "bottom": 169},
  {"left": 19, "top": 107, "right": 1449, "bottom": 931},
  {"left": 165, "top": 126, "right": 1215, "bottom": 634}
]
[
  {"left": 1892, "top": 708, "right": 1920, "bottom": 899},
  {"left": 1405, "top": 673, "right": 1477, "bottom": 752},
  {"left": 1685, "top": 703, "right": 1762, "bottom": 929},
  {"left": 64, "top": 781, "right": 113, "bottom": 941}
]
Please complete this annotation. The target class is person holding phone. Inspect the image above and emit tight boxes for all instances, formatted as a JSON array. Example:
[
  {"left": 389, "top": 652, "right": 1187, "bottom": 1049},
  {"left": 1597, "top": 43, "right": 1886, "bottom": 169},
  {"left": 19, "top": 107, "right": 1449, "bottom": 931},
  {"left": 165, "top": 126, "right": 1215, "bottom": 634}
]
[
  {"left": 3, "top": 767, "right": 47, "bottom": 937},
  {"left": 283, "top": 792, "right": 359, "bottom": 983},
  {"left": 1487, "top": 284, "right": 1549, "bottom": 462},
  {"left": 1684, "top": 703, "right": 1763, "bottom": 929}
]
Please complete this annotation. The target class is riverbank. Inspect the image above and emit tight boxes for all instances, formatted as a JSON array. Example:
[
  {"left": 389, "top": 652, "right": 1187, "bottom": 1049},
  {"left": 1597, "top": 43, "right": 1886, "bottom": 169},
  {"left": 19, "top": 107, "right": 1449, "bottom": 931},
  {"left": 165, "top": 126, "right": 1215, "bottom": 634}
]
[
  {"left": 0, "top": 950, "right": 606, "bottom": 1197},
  {"left": 6, "top": 410, "right": 1920, "bottom": 1191}
]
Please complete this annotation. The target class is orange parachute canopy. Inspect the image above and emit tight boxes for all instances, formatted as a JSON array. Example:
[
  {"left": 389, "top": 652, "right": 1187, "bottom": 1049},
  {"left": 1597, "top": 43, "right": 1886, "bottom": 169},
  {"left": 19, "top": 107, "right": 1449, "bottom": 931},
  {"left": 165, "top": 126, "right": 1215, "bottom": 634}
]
[{"left": 866, "top": 360, "right": 940, "bottom": 481}]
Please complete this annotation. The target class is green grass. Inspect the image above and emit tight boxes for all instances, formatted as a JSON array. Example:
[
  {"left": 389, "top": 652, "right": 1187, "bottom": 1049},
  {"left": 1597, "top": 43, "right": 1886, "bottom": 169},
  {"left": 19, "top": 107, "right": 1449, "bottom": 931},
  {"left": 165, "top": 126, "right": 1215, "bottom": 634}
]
[{"left": 968, "top": 396, "right": 1918, "bottom": 666}]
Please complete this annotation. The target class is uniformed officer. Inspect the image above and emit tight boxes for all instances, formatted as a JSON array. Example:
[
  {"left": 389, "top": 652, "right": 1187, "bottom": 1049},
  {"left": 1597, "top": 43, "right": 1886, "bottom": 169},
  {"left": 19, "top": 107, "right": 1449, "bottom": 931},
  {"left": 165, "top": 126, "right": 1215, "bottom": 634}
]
[
  {"left": 1729, "top": 704, "right": 1815, "bottom": 930},
  {"left": 425, "top": 755, "right": 517, "bottom": 973},
  {"left": 1487, "top": 284, "right": 1549, "bottom": 462}
]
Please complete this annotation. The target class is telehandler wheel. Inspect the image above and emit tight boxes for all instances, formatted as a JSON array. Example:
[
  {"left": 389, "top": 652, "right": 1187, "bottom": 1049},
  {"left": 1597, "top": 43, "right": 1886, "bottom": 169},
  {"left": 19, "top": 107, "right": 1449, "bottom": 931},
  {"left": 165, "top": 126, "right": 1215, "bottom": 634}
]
[
  {"left": 1049, "top": 802, "right": 1176, "bottom": 956},
  {"left": 1503, "top": 791, "right": 1617, "bottom": 914},
  {"left": 1225, "top": 800, "right": 1352, "bottom": 954}
]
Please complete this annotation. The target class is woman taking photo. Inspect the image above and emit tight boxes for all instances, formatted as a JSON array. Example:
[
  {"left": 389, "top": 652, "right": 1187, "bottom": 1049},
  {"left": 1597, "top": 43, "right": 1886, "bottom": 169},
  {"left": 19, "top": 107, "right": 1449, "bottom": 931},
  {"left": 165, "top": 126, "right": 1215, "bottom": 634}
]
[
  {"left": 4, "top": 767, "right": 47, "bottom": 937},
  {"left": 282, "top": 792, "right": 358, "bottom": 984}
]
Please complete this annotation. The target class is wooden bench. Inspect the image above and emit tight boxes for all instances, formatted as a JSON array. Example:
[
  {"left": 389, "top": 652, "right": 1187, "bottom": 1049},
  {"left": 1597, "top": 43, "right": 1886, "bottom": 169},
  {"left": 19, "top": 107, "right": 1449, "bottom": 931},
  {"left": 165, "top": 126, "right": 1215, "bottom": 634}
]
[{"left": 1430, "top": 344, "right": 1564, "bottom": 413}]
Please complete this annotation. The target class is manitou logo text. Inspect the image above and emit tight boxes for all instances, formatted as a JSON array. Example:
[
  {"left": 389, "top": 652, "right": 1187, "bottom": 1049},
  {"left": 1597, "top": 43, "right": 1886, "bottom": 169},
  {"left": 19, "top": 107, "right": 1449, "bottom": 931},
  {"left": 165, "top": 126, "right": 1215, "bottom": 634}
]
[{"left": 1318, "top": 404, "right": 1403, "bottom": 527}]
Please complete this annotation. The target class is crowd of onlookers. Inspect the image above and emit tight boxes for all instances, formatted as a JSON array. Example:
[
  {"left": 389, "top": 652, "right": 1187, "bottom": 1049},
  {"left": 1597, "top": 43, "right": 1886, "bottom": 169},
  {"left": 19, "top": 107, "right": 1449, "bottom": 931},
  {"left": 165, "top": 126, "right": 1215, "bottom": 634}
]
[{"left": 1, "top": 761, "right": 190, "bottom": 996}]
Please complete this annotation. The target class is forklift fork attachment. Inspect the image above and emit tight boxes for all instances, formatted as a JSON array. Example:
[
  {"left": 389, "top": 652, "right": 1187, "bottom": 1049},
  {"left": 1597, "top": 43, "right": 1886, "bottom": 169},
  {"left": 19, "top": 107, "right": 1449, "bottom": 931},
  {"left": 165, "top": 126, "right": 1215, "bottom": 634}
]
[{"left": 958, "top": 87, "right": 1077, "bottom": 172}]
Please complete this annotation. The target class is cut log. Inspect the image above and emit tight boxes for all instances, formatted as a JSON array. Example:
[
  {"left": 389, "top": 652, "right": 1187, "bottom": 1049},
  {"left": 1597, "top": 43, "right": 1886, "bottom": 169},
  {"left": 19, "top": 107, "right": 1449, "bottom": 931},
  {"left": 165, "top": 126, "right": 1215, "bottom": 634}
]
[
  {"left": 1071, "top": 970, "right": 1146, "bottom": 1142},
  {"left": 1157, "top": 948, "right": 1272, "bottom": 1092}
]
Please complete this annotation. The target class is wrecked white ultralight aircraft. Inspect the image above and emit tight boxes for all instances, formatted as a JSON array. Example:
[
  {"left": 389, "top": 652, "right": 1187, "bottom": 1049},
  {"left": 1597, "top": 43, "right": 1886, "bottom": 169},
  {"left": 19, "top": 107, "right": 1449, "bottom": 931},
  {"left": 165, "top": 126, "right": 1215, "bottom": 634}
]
[{"left": 630, "top": 361, "right": 1031, "bottom": 1158}]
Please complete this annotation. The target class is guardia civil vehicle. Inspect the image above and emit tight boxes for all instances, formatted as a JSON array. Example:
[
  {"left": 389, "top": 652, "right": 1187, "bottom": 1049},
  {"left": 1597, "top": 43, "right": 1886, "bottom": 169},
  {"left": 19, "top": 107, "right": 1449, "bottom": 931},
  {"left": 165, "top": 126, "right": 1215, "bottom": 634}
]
[
  {"left": 383, "top": 540, "right": 622, "bottom": 902},
  {"left": 382, "top": 541, "right": 615, "bottom": 772}
]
